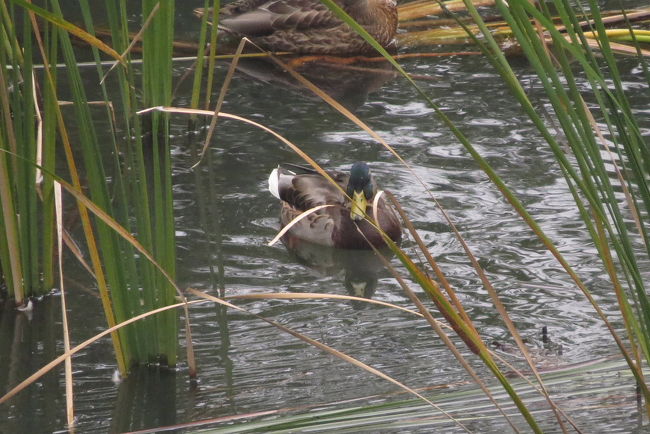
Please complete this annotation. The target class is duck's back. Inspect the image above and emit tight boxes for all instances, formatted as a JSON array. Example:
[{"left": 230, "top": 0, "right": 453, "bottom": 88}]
[
  {"left": 277, "top": 169, "right": 348, "bottom": 211},
  {"left": 217, "top": 0, "right": 397, "bottom": 54},
  {"left": 220, "top": 0, "right": 342, "bottom": 36}
]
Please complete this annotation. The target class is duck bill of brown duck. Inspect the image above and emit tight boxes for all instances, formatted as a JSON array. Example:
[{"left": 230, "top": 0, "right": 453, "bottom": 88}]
[{"left": 350, "top": 190, "right": 368, "bottom": 221}]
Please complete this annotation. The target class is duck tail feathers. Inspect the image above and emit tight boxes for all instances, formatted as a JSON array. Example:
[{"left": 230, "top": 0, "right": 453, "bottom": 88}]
[{"left": 268, "top": 168, "right": 280, "bottom": 199}]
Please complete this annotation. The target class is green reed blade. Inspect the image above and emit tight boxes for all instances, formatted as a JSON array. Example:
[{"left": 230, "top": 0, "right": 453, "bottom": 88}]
[
  {"left": 382, "top": 237, "right": 543, "bottom": 433},
  {"left": 0, "top": 132, "right": 23, "bottom": 304},
  {"left": 204, "top": 0, "right": 221, "bottom": 110},
  {"left": 190, "top": 0, "right": 212, "bottom": 109},
  {"left": 11, "top": 0, "right": 123, "bottom": 62},
  {"left": 38, "top": 18, "right": 58, "bottom": 294},
  {"left": 0, "top": 35, "right": 24, "bottom": 303},
  {"left": 142, "top": 0, "right": 178, "bottom": 364}
]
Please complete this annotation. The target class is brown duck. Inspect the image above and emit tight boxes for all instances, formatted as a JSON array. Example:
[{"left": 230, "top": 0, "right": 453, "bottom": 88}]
[
  {"left": 268, "top": 162, "right": 402, "bottom": 249},
  {"left": 197, "top": 0, "right": 398, "bottom": 55}
]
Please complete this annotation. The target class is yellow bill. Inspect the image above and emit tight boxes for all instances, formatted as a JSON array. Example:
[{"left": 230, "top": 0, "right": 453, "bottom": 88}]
[{"left": 350, "top": 191, "right": 368, "bottom": 221}]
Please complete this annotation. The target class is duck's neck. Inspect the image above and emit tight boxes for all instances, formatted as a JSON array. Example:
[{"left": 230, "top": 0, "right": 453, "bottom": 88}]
[{"left": 342, "top": 0, "right": 397, "bottom": 44}]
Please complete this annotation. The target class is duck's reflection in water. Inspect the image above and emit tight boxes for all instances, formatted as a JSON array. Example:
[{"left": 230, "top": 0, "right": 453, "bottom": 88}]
[
  {"left": 234, "top": 56, "right": 397, "bottom": 110},
  {"left": 281, "top": 232, "right": 394, "bottom": 309}
]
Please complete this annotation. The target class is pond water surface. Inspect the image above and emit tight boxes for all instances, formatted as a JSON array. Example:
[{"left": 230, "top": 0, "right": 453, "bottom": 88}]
[{"left": 1, "top": 1, "right": 649, "bottom": 433}]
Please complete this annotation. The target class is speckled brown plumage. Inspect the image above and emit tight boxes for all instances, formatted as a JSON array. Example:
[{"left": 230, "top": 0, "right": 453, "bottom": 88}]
[{"left": 197, "top": 0, "right": 398, "bottom": 55}]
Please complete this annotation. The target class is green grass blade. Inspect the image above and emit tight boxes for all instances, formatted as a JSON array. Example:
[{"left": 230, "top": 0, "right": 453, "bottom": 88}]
[
  {"left": 10, "top": 0, "right": 123, "bottom": 62},
  {"left": 0, "top": 131, "right": 24, "bottom": 304}
]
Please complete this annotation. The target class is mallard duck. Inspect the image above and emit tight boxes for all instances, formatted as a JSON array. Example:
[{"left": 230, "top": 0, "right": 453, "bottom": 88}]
[
  {"left": 268, "top": 162, "right": 402, "bottom": 249},
  {"left": 196, "top": 0, "right": 398, "bottom": 55}
]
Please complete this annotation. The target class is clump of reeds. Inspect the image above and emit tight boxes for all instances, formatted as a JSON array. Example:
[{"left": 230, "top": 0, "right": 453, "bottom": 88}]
[{"left": 1, "top": 1, "right": 186, "bottom": 375}]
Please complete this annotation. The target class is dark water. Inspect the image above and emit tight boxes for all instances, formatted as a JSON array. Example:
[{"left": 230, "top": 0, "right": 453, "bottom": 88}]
[{"left": 1, "top": 2, "right": 650, "bottom": 433}]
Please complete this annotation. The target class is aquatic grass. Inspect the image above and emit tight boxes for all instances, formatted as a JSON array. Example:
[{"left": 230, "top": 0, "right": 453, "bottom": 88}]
[
  {"left": 0, "top": 125, "right": 24, "bottom": 304},
  {"left": 189, "top": 290, "right": 471, "bottom": 431},
  {"left": 406, "top": 0, "right": 650, "bottom": 421},
  {"left": 3, "top": 279, "right": 476, "bottom": 432},
  {"left": 451, "top": 0, "right": 650, "bottom": 406},
  {"left": 203, "top": 0, "right": 222, "bottom": 110},
  {"left": 79, "top": 0, "right": 188, "bottom": 373},
  {"left": 49, "top": 0, "right": 140, "bottom": 371},
  {"left": 141, "top": 0, "right": 179, "bottom": 368},
  {"left": 394, "top": 3, "right": 650, "bottom": 53},
  {"left": 193, "top": 37, "right": 247, "bottom": 168},
  {"left": 20, "top": 0, "right": 137, "bottom": 374},
  {"left": 363, "top": 230, "right": 525, "bottom": 431},
  {"left": 383, "top": 193, "right": 577, "bottom": 430},
  {"left": 382, "top": 235, "right": 545, "bottom": 431},
  {"left": 12, "top": 0, "right": 123, "bottom": 62},
  {"left": 344, "top": 0, "right": 650, "bottom": 408},
  {"left": 54, "top": 183, "right": 74, "bottom": 428},
  {"left": 382, "top": 0, "right": 650, "bottom": 415},
  {"left": 190, "top": 0, "right": 212, "bottom": 110},
  {"left": 0, "top": 298, "right": 205, "bottom": 405},
  {"left": 0, "top": 1, "right": 57, "bottom": 304},
  {"left": 3, "top": 0, "right": 191, "bottom": 375},
  {"left": 151, "top": 357, "right": 645, "bottom": 432},
  {"left": 0, "top": 150, "right": 197, "bottom": 402}
]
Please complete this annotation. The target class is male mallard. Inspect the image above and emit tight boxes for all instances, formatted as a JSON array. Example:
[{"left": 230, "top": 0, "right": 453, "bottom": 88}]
[
  {"left": 197, "top": 0, "right": 398, "bottom": 55},
  {"left": 268, "top": 162, "right": 402, "bottom": 249}
]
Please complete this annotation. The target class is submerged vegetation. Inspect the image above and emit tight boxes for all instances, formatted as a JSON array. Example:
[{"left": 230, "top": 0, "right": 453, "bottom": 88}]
[{"left": 1, "top": 0, "right": 649, "bottom": 431}]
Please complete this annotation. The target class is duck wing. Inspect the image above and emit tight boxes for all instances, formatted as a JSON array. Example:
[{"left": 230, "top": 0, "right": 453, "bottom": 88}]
[
  {"left": 220, "top": 0, "right": 271, "bottom": 16},
  {"left": 220, "top": 0, "right": 343, "bottom": 37},
  {"left": 271, "top": 165, "right": 348, "bottom": 209},
  {"left": 289, "top": 174, "right": 349, "bottom": 208}
]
